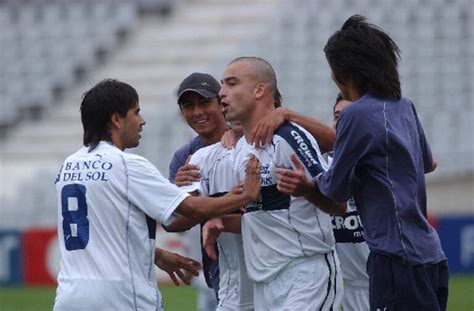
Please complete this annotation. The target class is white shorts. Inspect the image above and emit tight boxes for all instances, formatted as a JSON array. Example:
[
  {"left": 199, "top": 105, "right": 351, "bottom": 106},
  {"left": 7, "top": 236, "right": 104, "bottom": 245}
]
[
  {"left": 253, "top": 251, "right": 343, "bottom": 311},
  {"left": 53, "top": 278, "right": 163, "bottom": 311},
  {"left": 342, "top": 279, "right": 369, "bottom": 311}
]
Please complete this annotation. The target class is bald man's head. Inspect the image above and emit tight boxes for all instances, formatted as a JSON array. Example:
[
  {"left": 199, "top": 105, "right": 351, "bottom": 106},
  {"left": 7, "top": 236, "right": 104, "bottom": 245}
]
[{"left": 229, "top": 57, "right": 279, "bottom": 105}]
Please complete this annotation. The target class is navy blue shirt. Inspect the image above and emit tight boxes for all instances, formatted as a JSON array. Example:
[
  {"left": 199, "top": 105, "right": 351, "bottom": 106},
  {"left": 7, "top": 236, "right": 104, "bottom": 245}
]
[
  {"left": 168, "top": 135, "right": 220, "bottom": 294},
  {"left": 316, "top": 94, "right": 446, "bottom": 265},
  {"left": 169, "top": 135, "right": 203, "bottom": 183}
]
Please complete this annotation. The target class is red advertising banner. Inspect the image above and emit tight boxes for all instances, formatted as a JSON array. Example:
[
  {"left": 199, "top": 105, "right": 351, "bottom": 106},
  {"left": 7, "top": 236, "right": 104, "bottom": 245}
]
[{"left": 22, "top": 228, "right": 59, "bottom": 285}]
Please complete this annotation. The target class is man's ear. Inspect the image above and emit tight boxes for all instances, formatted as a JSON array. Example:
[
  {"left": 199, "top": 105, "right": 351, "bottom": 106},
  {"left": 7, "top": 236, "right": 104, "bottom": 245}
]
[
  {"left": 254, "top": 83, "right": 265, "bottom": 100},
  {"left": 110, "top": 112, "right": 122, "bottom": 129}
]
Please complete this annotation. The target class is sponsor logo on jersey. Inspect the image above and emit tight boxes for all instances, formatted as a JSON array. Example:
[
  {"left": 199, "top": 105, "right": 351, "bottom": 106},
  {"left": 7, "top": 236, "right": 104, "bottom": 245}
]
[
  {"left": 290, "top": 130, "right": 319, "bottom": 167},
  {"left": 59, "top": 160, "right": 113, "bottom": 182},
  {"left": 259, "top": 163, "right": 273, "bottom": 186},
  {"left": 331, "top": 210, "right": 365, "bottom": 243},
  {"left": 275, "top": 122, "right": 323, "bottom": 177},
  {"left": 245, "top": 185, "right": 290, "bottom": 213}
]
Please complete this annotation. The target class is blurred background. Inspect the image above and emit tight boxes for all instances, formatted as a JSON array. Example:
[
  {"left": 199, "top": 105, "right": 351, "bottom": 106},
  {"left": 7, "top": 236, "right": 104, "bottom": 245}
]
[{"left": 0, "top": 0, "right": 472, "bottom": 309}]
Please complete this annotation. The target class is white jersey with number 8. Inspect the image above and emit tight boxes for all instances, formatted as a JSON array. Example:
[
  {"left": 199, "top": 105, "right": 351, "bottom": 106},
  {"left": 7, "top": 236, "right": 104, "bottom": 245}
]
[{"left": 54, "top": 141, "right": 189, "bottom": 311}]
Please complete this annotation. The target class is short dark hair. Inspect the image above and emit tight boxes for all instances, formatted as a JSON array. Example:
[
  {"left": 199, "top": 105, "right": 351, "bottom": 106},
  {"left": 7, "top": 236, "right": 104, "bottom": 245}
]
[
  {"left": 324, "top": 15, "right": 401, "bottom": 99},
  {"left": 80, "top": 79, "right": 139, "bottom": 152},
  {"left": 333, "top": 93, "right": 344, "bottom": 112},
  {"left": 274, "top": 88, "right": 283, "bottom": 108},
  {"left": 229, "top": 56, "right": 280, "bottom": 107}
]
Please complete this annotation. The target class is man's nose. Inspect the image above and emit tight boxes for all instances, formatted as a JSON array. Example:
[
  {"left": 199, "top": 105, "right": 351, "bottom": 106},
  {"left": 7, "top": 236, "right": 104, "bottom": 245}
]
[{"left": 219, "top": 86, "right": 226, "bottom": 98}]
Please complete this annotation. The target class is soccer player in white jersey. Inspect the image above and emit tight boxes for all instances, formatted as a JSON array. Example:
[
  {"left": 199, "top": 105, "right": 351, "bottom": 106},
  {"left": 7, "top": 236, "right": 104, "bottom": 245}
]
[
  {"left": 168, "top": 72, "right": 229, "bottom": 309},
  {"left": 178, "top": 122, "right": 254, "bottom": 311},
  {"left": 232, "top": 95, "right": 371, "bottom": 310},
  {"left": 53, "top": 79, "right": 261, "bottom": 311},
  {"left": 165, "top": 73, "right": 255, "bottom": 310},
  {"left": 231, "top": 94, "right": 371, "bottom": 310},
  {"left": 215, "top": 57, "right": 345, "bottom": 310}
]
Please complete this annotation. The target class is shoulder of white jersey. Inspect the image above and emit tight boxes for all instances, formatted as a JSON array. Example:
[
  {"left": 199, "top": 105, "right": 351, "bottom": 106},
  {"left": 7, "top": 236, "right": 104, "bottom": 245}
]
[
  {"left": 189, "top": 142, "right": 221, "bottom": 163},
  {"left": 120, "top": 150, "right": 151, "bottom": 164},
  {"left": 64, "top": 144, "right": 119, "bottom": 164},
  {"left": 117, "top": 150, "right": 167, "bottom": 179},
  {"left": 273, "top": 122, "right": 320, "bottom": 149},
  {"left": 191, "top": 142, "right": 233, "bottom": 167},
  {"left": 273, "top": 121, "right": 326, "bottom": 177}
]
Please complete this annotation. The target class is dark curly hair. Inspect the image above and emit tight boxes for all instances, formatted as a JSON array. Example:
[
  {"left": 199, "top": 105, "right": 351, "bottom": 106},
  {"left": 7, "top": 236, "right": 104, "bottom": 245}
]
[{"left": 324, "top": 15, "right": 401, "bottom": 99}]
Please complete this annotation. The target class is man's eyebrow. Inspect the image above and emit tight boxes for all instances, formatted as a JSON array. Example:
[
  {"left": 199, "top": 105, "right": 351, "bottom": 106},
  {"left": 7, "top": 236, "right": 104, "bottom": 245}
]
[{"left": 222, "top": 76, "right": 237, "bottom": 83}]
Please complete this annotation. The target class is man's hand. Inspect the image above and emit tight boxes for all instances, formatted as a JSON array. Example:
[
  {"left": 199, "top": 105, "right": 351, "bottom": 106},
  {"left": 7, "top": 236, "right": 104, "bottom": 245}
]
[
  {"left": 250, "top": 107, "right": 287, "bottom": 147},
  {"left": 174, "top": 155, "right": 200, "bottom": 187},
  {"left": 276, "top": 154, "right": 345, "bottom": 215},
  {"left": 221, "top": 129, "right": 239, "bottom": 149},
  {"left": 227, "top": 182, "right": 247, "bottom": 213},
  {"left": 202, "top": 218, "right": 225, "bottom": 260},
  {"left": 229, "top": 181, "right": 244, "bottom": 195},
  {"left": 276, "top": 154, "right": 314, "bottom": 197},
  {"left": 154, "top": 247, "right": 201, "bottom": 286},
  {"left": 242, "top": 155, "right": 261, "bottom": 201}
]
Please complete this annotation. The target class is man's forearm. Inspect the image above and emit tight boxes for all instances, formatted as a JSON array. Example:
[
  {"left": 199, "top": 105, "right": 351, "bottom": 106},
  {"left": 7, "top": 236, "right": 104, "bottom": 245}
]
[
  {"left": 177, "top": 193, "right": 249, "bottom": 223},
  {"left": 221, "top": 214, "right": 242, "bottom": 234},
  {"left": 304, "top": 180, "right": 346, "bottom": 216},
  {"left": 284, "top": 109, "right": 336, "bottom": 153},
  {"left": 162, "top": 215, "right": 198, "bottom": 232}
]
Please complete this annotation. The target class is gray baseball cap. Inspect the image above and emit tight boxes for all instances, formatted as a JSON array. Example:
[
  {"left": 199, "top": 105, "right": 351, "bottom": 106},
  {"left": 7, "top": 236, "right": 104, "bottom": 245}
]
[{"left": 177, "top": 72, "right": 221, "bottom": 104}]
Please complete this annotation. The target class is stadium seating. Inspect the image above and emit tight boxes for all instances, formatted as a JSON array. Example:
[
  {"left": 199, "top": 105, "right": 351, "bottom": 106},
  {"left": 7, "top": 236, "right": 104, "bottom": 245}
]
[
  {"left": 0, "top": 0, "right": 280, "bottom": 228},
  {"left": 0, "top": 0, "right": 137, "bottom": 128},
  {"left": 0, "top": 0, "right": 472, "bottom": 229}
]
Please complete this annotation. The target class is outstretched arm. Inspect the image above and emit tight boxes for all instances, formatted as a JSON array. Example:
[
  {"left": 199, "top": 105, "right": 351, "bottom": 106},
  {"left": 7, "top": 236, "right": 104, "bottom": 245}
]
[
  {"left": 162, "top": 209, "right": 199, "bottom": 232},
  {"left": 164, "top": 153, "right": 203, "bottom": 232},
  {"left": 163, "top": 155, "right": 202, "bottom": 232},
  {"left": 276, "top": 154, "right": 346, "bottom": 215},
  {"left": 250, "top": 107, "right": 336, "bottom": 153},
  {"left": 176, "top": 156, "right": 261, "bottom": 222}
]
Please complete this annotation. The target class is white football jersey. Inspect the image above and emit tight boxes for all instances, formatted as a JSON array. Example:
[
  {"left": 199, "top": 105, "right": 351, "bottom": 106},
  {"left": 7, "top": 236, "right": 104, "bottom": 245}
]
[
  {"left": 54, "top": 142, "right": 189, "bottom": 311},
  {"left": 181, "top": 142, "right": 254, "bottom": 310},
  {"left": 332, "top": 199, "right": 370, "bottom": 283},
  {"left": 234, "top": 122, "right": 336, "bottom": 283}
]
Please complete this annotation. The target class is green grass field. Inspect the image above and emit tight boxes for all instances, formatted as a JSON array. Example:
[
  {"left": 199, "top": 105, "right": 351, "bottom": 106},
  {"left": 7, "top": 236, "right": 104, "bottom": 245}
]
[{"left": 0, "top": 276, "right": 472, "bottom": 310}]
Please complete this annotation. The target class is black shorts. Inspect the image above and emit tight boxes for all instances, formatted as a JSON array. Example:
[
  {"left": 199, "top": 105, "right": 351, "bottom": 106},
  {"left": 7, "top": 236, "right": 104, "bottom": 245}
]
[{"left": 367, "top": 251, "right": 449, "bottom": 311}]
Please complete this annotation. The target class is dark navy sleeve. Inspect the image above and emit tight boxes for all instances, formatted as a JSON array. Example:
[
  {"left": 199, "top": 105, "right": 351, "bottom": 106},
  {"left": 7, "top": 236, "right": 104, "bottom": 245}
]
[
  {"left": 168, "top": 151, "right": 182, "bottom": 183},
  {"left": 168, "top": 136, "right": 203, "bottom": 183},
  {"left": 410, "top": 103, "right": 434, "bottom": 173},
  {"left": 316, "top": 108, "right": 373, "bottom": 202},
  {"left": 274, "top": 122, "right": 325, "bottom": 178}
]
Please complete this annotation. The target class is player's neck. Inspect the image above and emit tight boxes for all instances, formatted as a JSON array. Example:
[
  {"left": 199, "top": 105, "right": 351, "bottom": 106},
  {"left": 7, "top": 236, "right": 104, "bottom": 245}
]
[
  {"left": 110, "top": 132, "right": 126, "bottom": 151},
  {"left": 243, "top": 104, "right": 274, "bottom": 143},
  {"left": 347, "top": 88, "right": 360, "bottom": 101}
]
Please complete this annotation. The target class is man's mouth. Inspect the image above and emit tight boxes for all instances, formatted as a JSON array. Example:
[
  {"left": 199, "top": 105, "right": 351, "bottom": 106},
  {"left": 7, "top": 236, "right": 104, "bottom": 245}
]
[
  {"left": 221, "top": 102, "right": 230, "bottom": 113},
  {"left": 195, "top": 119, "right": 208, "bottom": 125}
]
